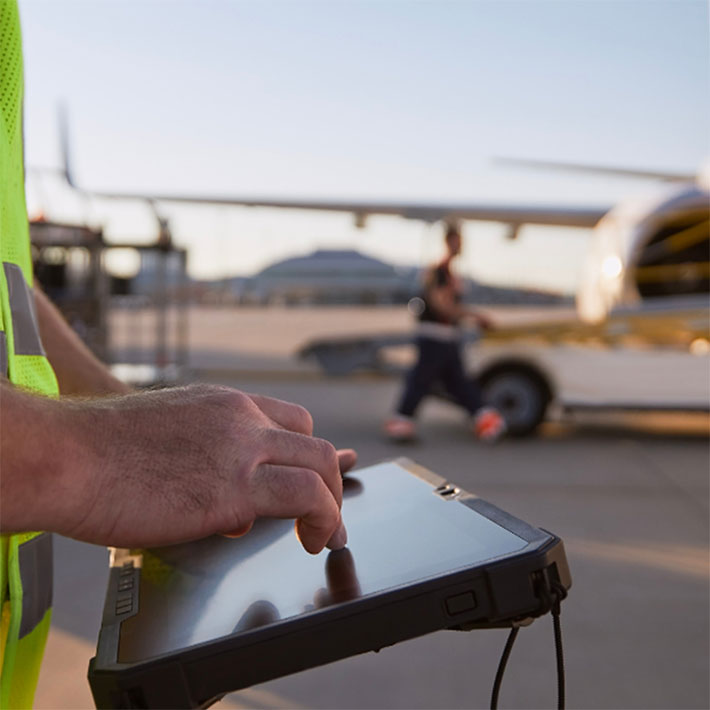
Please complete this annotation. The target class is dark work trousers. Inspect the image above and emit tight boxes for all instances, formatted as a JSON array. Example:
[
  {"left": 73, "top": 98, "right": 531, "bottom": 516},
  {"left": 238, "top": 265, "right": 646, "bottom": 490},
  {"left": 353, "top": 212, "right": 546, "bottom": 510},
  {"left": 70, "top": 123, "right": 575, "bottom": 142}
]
[{"left": 396, "top": 336, "right": 482, "bottom": 417}]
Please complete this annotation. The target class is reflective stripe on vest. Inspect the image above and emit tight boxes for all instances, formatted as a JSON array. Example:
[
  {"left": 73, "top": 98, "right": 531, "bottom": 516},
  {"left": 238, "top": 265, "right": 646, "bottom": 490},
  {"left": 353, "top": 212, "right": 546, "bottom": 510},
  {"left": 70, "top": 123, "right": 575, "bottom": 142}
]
[
  {"left": 1, "top": 2, "right": 59, "bottom": 707},
  {"left": 17, "top": 535, "right": 52, "bottom": 640},
  {"left": 2, "top": 263, "right": 45, "bottom": 357}
]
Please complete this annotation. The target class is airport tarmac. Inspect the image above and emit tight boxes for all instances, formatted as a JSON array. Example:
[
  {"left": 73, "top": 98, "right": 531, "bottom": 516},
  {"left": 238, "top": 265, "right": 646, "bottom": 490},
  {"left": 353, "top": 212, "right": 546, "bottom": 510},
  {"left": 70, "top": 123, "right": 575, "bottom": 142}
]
[{"left": 35, "top": 373, "right": 708, "bottom": 710}]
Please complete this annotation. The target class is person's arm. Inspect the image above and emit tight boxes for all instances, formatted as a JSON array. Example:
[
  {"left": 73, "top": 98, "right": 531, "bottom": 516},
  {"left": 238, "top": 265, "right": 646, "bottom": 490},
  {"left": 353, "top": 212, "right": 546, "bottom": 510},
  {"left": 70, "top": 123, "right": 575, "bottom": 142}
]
[
  {"left": 427, "top": 284, "right": 469, "bottom": 323},
  {"left": 34, "top": 286, "right": 131, "bottom": 396},
  {"left": 0, "top": 380, "right": 353, "bottom": 553},
  {"left": 426, "top": 273, "right": 494, "bottom": 330},
  {"left": 464, "top": 309, "right": 494, "bottom": 330}
]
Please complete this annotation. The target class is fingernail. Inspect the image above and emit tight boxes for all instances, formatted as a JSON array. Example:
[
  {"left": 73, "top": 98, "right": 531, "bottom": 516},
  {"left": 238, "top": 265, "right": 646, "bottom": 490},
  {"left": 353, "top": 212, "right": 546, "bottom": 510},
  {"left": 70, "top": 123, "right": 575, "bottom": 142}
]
[{"left": 327, "top": 520, "right": 348, "bottom": 550}]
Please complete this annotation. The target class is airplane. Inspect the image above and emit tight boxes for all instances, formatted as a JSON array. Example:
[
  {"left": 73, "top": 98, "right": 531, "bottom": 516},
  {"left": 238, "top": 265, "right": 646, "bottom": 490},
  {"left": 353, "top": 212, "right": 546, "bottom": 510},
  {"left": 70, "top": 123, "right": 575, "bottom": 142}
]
[
  {"left": 37, "top": 106, "right": 708, "bottom": 324},
  {"left": 29, "top": 112, "right": 710, "bottom": 434}
]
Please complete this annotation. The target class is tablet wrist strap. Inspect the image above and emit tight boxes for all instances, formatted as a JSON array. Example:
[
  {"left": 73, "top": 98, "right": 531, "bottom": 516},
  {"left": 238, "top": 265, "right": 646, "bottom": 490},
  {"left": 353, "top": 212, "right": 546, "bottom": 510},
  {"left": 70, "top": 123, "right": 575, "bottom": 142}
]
[{"left": 490, "top": 581, "right": 567, "bottom": 710}]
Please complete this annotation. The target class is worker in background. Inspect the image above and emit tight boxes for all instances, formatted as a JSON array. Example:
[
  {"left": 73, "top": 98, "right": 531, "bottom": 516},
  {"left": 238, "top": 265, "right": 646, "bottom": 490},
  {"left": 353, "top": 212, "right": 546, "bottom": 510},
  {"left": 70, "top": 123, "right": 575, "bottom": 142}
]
[
  {"left": 384, "top": 223, "right": 506, "bottom": 442},
  {"left": 0, "top": 3, "right": 354, "bottom": 707}
]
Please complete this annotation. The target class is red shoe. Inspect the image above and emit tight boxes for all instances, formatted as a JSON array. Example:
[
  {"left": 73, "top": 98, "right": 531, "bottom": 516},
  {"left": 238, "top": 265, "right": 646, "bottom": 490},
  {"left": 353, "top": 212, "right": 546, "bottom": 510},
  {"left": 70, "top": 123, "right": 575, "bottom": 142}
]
[
  {"left": 383, "top": 416, "right": 417, "bottom": 442},
  {"left": 472, "top": 407, "right": 507, "bottom": 442}
]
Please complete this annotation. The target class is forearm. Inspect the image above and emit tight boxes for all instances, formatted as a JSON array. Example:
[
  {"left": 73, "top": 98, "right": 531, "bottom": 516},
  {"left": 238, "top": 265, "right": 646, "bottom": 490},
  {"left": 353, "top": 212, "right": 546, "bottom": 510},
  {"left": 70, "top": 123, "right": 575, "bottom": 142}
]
[
  {"left": 0, "top": 381, "right": 87, "bottom": 534},
  {"left": 461, "top": 307, "right": 493, "bottom": 329},
  {"left": 428, "top": 289, "right": 468, "bottom": 323},
  {"left": 34, "top": 287, "right": 131, "bottom": 396}
]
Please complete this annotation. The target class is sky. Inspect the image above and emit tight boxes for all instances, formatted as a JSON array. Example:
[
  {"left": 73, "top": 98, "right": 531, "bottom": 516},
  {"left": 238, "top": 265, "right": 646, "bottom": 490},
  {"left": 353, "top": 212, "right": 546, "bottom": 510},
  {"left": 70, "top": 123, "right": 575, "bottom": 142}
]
[{"left": 19, "top": 0, "right": 710, "bottom": 293}]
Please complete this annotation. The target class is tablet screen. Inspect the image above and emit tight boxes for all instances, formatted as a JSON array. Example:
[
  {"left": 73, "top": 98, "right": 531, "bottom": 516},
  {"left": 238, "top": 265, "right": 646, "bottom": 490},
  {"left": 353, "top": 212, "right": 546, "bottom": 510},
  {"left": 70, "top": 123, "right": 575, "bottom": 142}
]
[{"left": 118, "top": 461, "right": 527, "bottom": 663}]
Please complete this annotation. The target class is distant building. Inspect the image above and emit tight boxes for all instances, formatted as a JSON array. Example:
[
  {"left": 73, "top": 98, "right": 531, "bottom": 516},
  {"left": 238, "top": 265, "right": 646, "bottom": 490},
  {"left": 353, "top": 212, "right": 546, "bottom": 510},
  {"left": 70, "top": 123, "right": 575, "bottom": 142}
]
[
  {"left": 195, "top": 247, "right": 573, "bottom": 307},
  {"left": 242, "top": 249, "right": 418, "bottom": 305}
]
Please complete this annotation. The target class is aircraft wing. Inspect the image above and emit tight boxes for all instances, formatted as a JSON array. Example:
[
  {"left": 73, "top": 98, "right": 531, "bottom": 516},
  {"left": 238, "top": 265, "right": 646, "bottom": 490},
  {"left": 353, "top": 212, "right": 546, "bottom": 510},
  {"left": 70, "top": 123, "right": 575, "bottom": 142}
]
[
  {"left": 52, "top": 107, "right": 609, "bottom": 228},
  {"left": 494, "top": 157, "right": 696, "bottom": 183},
  {"left": 85, "top": 190, "right": 609, "bottom": 228}
]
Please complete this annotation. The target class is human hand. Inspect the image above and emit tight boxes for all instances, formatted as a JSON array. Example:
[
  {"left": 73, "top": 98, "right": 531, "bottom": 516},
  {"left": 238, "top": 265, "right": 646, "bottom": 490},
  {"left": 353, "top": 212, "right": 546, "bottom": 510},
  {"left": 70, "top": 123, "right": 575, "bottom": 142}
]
[
  {"left": 51, "top": 385, "right": 351, "bottom": 553},
  {"left": 474, "top": 313, "right": 494, "bottom": 331}
]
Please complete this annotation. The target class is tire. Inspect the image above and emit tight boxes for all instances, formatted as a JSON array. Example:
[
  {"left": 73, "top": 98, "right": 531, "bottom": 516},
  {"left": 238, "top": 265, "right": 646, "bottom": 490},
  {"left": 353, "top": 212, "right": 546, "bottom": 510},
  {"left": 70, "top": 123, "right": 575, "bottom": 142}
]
[{"left": 481, "top": 369, "right": 549, "bottom": 437}]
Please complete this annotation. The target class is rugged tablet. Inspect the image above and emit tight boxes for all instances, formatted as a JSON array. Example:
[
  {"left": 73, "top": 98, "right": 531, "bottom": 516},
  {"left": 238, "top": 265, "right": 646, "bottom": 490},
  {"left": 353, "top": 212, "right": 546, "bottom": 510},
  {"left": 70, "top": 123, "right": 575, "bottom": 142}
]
[{"left": 89, "top": 458, "right": 571, "bottom": 709}]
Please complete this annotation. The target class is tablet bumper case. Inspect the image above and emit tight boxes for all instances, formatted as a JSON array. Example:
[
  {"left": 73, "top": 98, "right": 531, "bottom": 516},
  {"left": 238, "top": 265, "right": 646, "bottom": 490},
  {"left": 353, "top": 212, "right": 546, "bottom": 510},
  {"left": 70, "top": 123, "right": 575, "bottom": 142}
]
[{"left": 88, "top": 459, "right": 572, "bottom": 709}]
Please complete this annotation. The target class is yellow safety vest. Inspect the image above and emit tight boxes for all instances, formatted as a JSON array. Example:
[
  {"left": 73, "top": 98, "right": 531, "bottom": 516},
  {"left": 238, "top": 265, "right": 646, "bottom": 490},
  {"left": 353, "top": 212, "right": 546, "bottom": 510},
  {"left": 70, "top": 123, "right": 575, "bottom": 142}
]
[{"left": 1, "top": 1, "right": 60, "bottom": 707}]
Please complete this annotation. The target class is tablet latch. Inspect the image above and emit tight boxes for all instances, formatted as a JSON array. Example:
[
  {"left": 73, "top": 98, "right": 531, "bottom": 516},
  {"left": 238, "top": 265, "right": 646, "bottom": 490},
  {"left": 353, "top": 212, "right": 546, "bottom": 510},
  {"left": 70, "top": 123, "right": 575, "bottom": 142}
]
[{"left": 434, "top": 484, "right": 461, "bottom": 499}]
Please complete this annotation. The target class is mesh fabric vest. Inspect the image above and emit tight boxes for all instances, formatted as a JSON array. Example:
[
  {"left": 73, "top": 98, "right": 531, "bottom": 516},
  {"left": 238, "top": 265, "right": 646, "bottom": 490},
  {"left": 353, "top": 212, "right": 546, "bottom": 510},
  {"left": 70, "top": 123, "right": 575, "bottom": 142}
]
[{"left": 1, "top": 1, "right": 59, "bottom": 707}]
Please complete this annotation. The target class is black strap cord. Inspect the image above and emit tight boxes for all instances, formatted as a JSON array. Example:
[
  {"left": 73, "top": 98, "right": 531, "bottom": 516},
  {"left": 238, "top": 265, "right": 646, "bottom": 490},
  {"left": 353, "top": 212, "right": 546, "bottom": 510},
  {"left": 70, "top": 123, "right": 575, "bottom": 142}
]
[
  {"left": 550, "top": 581, "right": 567, "bottom": 710},
  {"left": 489, "top": 581, "right": 568, "bottom": 710},
  {"left": 490, "top": 626, "right": 519, "bottom": 709}
]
